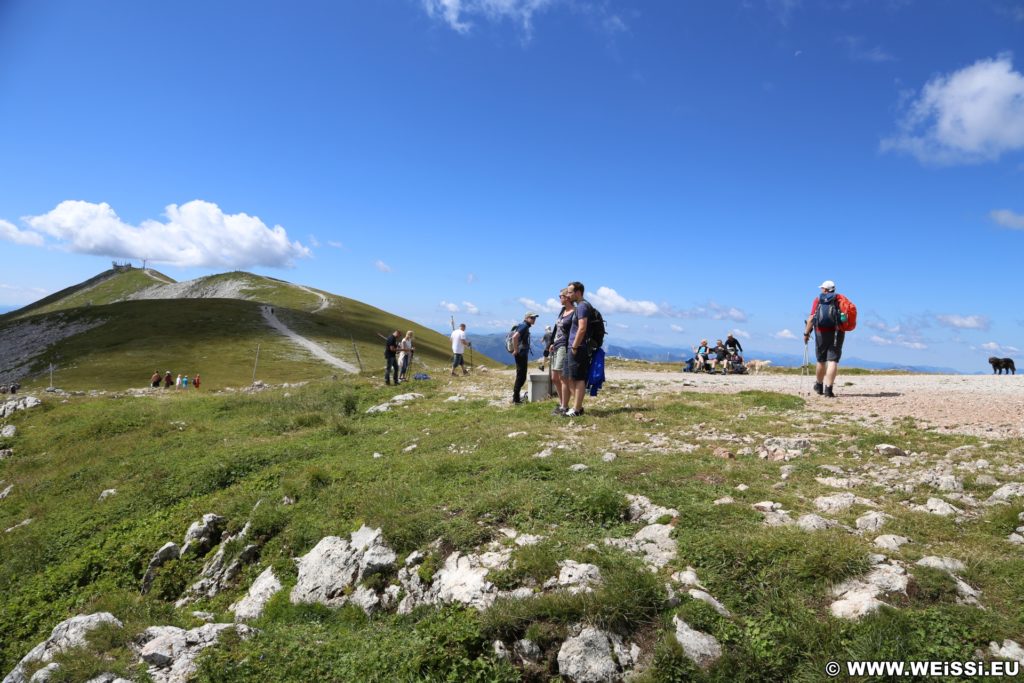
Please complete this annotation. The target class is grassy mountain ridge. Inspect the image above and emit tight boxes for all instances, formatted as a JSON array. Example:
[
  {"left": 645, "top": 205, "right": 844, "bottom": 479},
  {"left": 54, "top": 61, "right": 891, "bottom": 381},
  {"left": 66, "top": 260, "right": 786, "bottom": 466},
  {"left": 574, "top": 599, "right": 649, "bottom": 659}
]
[{"left": 0, "top": 269, "right": 500, "bottom": 390}]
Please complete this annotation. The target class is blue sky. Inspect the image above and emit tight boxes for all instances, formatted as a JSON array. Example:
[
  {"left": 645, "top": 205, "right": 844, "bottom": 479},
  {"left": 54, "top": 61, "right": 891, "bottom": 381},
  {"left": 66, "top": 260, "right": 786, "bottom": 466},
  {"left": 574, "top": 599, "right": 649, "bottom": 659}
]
[{"left": 1, "top": 0, "right": 1022, "bottom": 371}]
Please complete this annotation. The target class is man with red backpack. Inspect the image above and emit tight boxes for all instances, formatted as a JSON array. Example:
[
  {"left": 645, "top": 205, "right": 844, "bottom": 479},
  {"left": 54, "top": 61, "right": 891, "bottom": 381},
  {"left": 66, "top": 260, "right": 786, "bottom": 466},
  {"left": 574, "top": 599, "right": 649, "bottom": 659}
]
[{"left": 803, "top": 280, "right": 856, "bottom": 398}]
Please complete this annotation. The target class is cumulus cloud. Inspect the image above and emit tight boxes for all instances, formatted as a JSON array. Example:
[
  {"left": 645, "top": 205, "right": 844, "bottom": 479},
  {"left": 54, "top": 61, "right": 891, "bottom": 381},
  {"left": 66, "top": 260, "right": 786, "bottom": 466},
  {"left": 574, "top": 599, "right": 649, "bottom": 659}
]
[
  {"left": 516, "top": 296, "right": 561, "bottom": 314},
  {"left": 981, "top": 341, "right": 1019, "bottom": 354},
  {"left": 462, "top": 301, "right": 479, "bottom": 315},
  {"left": 0, "top": 219, "right": 45, "bottom": 246},
  {"left": 15, "top": 200, "right": 310, "bottom": 268},
  {"left": 729, "top": 328, "right": 751, "bottom": 339},
  {"left": 670, "top": 324, "right": 684, "bottom": 333},
  {"left": 422, "top": 0, "right": 556, "bottom": 36},
  {"left": 881, "top": 53, "right": 1024, "bottom": 164},
  {"left": 589, "top": 287, "right": 660, "bottom": 317},
  {"left": 440, "top": 300, "right": 460, "bottom": 312},
  {"left": 0, "top": 282, "right": 50, "bottom": 304},
  {"left": 936, "top": 314, "right": 990, "bottom": 331},
  {"left": 990, "top": 209, "right": 1024, "bottom": 230},
  {"left": 773, "top": 329, "right": 798, "bottom": 340},
  {"left": 327, "top": 240, "right": 344, "bottom": 249},
  {"left": 869, "top": 334, "right": 927, "bottom": 350},
  {"left": 374, "top": 260, "right": 393, "bottom": 273},
  {"left": 668, "top": 300, "right": 748, "bottom": 322}
]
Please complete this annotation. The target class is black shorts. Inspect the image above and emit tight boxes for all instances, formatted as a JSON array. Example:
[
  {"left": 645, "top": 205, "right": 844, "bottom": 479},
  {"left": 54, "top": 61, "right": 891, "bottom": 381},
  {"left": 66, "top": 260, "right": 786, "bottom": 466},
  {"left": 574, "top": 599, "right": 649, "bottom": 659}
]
[
  {"left": 815, "top": 329, "right": 845, "bottom": 363},
  {"left": 567, "top": 346, "right": 592, "bottom": 381}
]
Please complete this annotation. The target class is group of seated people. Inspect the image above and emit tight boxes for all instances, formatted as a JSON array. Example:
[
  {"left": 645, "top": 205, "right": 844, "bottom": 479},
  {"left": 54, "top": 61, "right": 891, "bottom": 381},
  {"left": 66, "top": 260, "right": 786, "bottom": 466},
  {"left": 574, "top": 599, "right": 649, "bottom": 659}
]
[{"left": 690, "top": 333, "right": 744, "bottom": 373}]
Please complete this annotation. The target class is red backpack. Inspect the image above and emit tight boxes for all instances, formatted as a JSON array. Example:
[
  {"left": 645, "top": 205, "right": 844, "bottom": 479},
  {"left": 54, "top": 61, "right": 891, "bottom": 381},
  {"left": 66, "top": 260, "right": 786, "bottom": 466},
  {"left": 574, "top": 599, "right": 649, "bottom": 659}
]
[{"left": 836, "top": 294, "right": 857, "bottom": 332}]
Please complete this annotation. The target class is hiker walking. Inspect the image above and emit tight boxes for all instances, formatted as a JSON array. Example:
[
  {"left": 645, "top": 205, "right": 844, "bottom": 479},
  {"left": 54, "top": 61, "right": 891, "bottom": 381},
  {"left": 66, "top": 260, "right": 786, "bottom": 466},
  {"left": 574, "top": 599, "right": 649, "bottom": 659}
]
[
  {"left": 175, "top": 374, "right": 182, "bottom": 389},
  {"left": 511, "top": 312, "right": 538, "bottom": 404},
  {"left": 163, "top": 371, "right": 173, "bottom": 388},
  {"left": 384, "top": 329, "right": 400, "bottom": 385},
  {"left": 804, "top": 279, "right": 846, "bottom": 397},
  {"left": 564, "top": 281, "right": 594, "bottom": 417},
  {"left": 398, "top": 331, "right": 414, "bottom": 382},
  {"left": 539, "top": 326, "right": 553, "bottom": 371},
  {"left": 150, "top": 370, "right": 161, "bottom": 388},
  {"left": 193, "top": 374, "right": 201, "bottom": 390},
  {"left": 550, "top": 288, "right": 574, "bottom": 415},
  {"left": 450, "top": 323, "right": 471, "bottom": 376}
]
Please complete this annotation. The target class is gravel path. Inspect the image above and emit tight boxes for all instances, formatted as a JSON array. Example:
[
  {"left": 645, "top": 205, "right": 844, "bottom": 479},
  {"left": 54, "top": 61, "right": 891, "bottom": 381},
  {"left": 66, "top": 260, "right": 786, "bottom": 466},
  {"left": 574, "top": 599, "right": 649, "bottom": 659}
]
[
  {"left": 260, "top": 306, "right": 357, "bottom": 373},
  {"left": 605, "top": 370, "right": 1024, "bottom": 439},
  {"left": 291, "top": 284, "right": 331, "bottom": 313}
]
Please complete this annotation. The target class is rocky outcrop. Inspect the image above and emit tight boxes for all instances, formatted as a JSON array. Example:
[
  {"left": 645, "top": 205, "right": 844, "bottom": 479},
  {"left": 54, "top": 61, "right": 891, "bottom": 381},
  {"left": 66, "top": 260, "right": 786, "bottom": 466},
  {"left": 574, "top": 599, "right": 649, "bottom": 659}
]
[
  {"left": 178, "top": 522, "right": 258, "bottom": 605},
  {"left": 136, "top": 623, "right": 253, "bottom": 683},
  {"left": 3, "top": 613, "right": 123, "bottom": 683},
  {"left": 557, "top": 626, "right": 640, "bottom": 682},
  {"left": 830, "top": 561, "right": 909, "bottom": 620},
  {"left": 231, "top": 567, "right": 282, "bottom": 622},
  {"left": 142, "top": 543, "right": 181, "bottom": 594},
  {"left": 671, "top": 615, "right": 722, "bottom": 669},
  {"left": 0, "top": 396, "right": 42, "bottom": 420},
  {"left": 180, "top": 514, "right": 226, "bottom": 557},
  {"left": 605, "top": 523, "right": 677, "bottom": 569},
  {"left": 543, "top": 560, "right": 602, "bottom": 595},
  {"left": 290, "top": 526, "right": 398, "bottom": 614}
]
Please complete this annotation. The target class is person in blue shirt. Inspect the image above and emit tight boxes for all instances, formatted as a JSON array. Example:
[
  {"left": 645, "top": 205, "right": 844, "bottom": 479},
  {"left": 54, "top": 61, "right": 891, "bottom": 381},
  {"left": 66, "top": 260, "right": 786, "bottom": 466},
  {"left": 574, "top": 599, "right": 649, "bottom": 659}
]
[
  {"left": 564, "top": 281, "right": 593, "bottom": 417},
  {"left": 511, "top": 312, "right": 538, "bottom": 404}
]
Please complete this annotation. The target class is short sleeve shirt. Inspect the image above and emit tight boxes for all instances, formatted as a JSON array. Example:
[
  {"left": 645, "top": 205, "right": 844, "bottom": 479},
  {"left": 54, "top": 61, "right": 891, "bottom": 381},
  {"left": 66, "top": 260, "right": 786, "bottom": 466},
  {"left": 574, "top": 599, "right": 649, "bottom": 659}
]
[
  {"left": 568, "top": 300, "right": 592, "bottom": 347},
  {"left": 450, "top": 329, "right": 467, "bottom": 354}
]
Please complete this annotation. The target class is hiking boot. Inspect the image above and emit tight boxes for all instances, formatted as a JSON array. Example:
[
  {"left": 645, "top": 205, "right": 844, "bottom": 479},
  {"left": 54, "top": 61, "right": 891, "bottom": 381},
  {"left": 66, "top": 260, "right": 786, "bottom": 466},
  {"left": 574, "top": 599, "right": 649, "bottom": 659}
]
[
  {"left": 565, "top": 408, "right": 585, "bottom": 417},
  {"left": 552, "top": 406, "right": 566, "bottom": 415},
  {"left": 813, "top": 382, "right": 823, "bottom": 395},
  {"left": 824, "top": 385, "right": 835, "bottom": 398},
  {"left": 512, "top": 397, "right": 523, "bottom": 405}
]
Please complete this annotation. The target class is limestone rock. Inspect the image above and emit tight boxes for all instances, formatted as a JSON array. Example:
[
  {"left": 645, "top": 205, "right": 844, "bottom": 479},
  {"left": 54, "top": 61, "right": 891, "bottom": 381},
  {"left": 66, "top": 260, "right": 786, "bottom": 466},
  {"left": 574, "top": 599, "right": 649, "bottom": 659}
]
[
  {"left": 142, "top": 543, "right": 181, "bottom": 594},
  {"left": 912, "top": 497, "right": 961, "bottom": 516},
  {"left": 544, "top": 560, "right": 602, "bottom": 595},
  {"left": 605, "top": 523, "right": 676, "bottom": 570},
  {"left": 874, "top": 535, "right": 911, "bottom": 551},
  {"left": 815, "top": 493, "right": 874, "bottom": 514},
  {"left": 987, "top": 483, "right": 1024, "bottom": 505},
  {"left": 712, "top": 496, "right": 734, "bottom": 506},
  {"left": 671, "top": 616, "right": 722, "bottom": 669},
  {"left": 514, "top": 638, "right": 542, "bottom": 664},
  {"left": 0, "top": 396, "right": 41, "bottom": 420},
  {"left": 493, "top": 640, "right": 509, "bottom": 660},
  {"left": 602, "top": 452, "right": 617, "bottom": 462},
  {"left": 989, "top": 640, "right": 1024, "bottom": 664},
  {"left": 557, "top": 626, "right": 631, "bottom": 682},
  {"left": 625, "top": 494, "right": 678, "bottom": 523},
  {"left": 1, "top": 425, "right": 16, "bottom": 438},
  {"left": 181, "top": 514, "right": 226, "bottom": 557},
  {"left": 0, "top": 448, "right": 12, "bottom": 460},
  {"left": 830, "top": 562, "right": 908, "bottom": 620},
  {"left": 671, "top": 568, "right": 704, "bottom": 589},
  {"left": 290, "top": 526, "right": 397, "bottom": 614},
  {"left": 231, "top": 567, "right": 282, "bottom": 622},
  {"left": 688, "top": 589, "right": 731, "bottom": 616},
  {"left": 855, "top": 511, "right": 891, "bottom": 533},
  {"left": 179, "top": 522, "right": 259, "bottom": 604},
  {"left": 0, "top": 484, "right": 12, "bottom": 501},
  {"left": 570, "top": 464, "right": 589, "bottom": 472},
  {"left": 915, "top": 556, "right": 966, "bottom": 574},
  {"left": 797, "top": 514, "right": 837, "bottom": 532},
  {"left": 3, "top": 613, "right": 123, "bottom": 683},
  {"left": 874, "top": 444, "right": 906, "bottom": 457},
  {"left": 137, "top": 623, "right": 253, "bottom": 683},
  {"left": 98, "top": 489, "right": 117, "bottom": 501}
]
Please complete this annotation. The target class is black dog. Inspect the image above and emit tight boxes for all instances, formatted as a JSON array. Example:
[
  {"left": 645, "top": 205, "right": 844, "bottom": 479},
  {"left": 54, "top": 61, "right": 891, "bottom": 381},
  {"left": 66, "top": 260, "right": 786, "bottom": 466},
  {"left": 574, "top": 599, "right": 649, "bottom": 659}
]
[{"left": 989, "top": 357, "right": 1016, "bottom": 375}]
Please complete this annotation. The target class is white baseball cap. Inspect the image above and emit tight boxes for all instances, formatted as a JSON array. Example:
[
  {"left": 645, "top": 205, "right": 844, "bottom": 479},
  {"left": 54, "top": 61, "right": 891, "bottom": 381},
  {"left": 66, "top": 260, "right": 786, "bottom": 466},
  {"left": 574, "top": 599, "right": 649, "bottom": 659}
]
[{"left": 819, "top": 280, "right": 836, "bottom": 291}]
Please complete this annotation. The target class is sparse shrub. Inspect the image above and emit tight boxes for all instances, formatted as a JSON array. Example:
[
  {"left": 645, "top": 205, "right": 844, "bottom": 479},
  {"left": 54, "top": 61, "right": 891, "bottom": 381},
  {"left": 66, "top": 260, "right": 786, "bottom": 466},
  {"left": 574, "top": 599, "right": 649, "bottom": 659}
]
[
  {"left": 488, "top": 542, "right": 559, "bottom": 591},
  {"left": 566, "top": 484, "right": 628, "bottom": 525},
  {"left": 341, "top": 392, "right": 359, "bottom": 416},
  {"left": 303, "top": 465, "right": 331, "bottom": 491},
  {"left": 148, "top": 555, "right": 203, "bottom": 602}
]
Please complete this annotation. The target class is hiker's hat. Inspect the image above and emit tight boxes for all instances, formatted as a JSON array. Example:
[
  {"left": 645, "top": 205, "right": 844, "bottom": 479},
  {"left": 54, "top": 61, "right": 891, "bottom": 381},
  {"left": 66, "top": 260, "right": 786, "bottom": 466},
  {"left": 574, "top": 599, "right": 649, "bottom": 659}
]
[
  {"left": 819, "top": 280, "right": 836, "bottom": 291},
  {"left": 525, "top": 312, "right": 538, "bottom": 319}
]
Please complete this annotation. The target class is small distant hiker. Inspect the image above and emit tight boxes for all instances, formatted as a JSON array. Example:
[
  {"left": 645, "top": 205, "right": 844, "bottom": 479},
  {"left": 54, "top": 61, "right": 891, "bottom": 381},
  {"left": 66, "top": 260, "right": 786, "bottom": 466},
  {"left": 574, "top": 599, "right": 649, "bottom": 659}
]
[
  {"left": 539, "top": 326, "right": 553, "bottom": 371},
  {"left": 804, "top": 279, "right": 854, "bottom": 398},
  {"left": 398, "top": 331, "right": 415, "bottom": 382},
  {"left": 384, "top": 329, "right": 400, "bottom": 385},
  {"left": 175, "top": 374, "right": 182, "bottom": 389},
  {"left": 150, "top": 370, "right": 161, "bottom": 388},
  {"left": 182, "top": 375, "right": 190, "bottom": 389},
  {"left": 450, "top": 323, "right": 471, "bottom": 376},
  {"left": 163, "top": 371, "right": 173, "bottom": 388},
  {"left": 511, "top": 312, "right": 538, "bottom": 404},
  {"left": 193, "top": 374, "right": 201, "bottom": 390}
]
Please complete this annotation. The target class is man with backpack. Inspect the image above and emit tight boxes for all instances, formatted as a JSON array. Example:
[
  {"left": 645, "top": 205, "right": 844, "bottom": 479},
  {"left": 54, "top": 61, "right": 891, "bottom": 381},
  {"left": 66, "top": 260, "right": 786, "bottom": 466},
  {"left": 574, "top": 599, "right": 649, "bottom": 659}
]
[
  {"left": 565, "top": 281, "right": 603, "bottom": 417},
  {"left": 803, "top": 280, "right": 854, "bottom": 398},
  {"left": 450, "top": 323, "right": 471, "bottom": 376},
  {"left": 510, "top": 312, "right": 538, "bottom": 404}
]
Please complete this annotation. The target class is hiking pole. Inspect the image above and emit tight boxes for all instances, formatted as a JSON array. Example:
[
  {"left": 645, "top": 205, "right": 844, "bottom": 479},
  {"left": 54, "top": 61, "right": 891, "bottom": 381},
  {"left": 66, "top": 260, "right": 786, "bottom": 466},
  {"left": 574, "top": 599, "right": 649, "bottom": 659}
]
[{"left": 803, "top": 340, "right": 810, "bottom": 395}]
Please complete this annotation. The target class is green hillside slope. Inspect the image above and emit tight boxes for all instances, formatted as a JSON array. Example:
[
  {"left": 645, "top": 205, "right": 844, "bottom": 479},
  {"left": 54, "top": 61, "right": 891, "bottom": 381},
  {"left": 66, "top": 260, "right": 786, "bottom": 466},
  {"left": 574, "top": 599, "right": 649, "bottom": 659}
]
[{"left": 1, "top": 270, "right": 500, "bottom": 391}]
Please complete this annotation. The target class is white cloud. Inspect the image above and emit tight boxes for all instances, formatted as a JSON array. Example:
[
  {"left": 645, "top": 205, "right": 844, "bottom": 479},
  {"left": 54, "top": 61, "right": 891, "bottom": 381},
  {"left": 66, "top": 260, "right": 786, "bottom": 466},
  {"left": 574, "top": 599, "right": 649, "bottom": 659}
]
[
  {"left": 670, "top": 324, "right": 684, "bottom": 333},
  {"left": 0, "top": 219, "right": 44, "bottom": 247},
  {"left": 668, "top": 300, "right": 748, "bottom": 322},
  {"left": 981, "top": 341, "right": 1019, "bottom": 354},
  {"left": 308, "top": 235, "right": 321, "bottom": 248},
  {"left": 19, "top": 200, "right": 310, "bottom": 268},
  {"left": 990, "top": 209, "right": 1024, "bottom": 230},
  {"left": 0, "top": 282, "right": 50, "bottom": 304},
  {"left": 516, "top": 296, "right": 560, "bottom": 314},
  {"left": 936, "top": 314, "right": 990, "bottom": 331},
  {"left": 467, "top": 272, "right": 477, "bottom": 284},
  {"left": 729, "top": 328, "right": 751, "bottom": 339},
  {"left": 327, "top": 240, "right": 344, "bottom": 249},
  {"left": 462, "top": 301, "right": 479, "bottom": 315},
  {"left": 869, "top": 334, "right": 927, "bottom": 350},
  {"left": 422, "top": 0, "right": 555, "bottom": 36},
  {"left": 440, "top": 300, "right": 460, "bottom": 312},
  {"left": 374, "top": 259, "right": 393, "bottom": 273},
  {"left": 589, "top": 286, "right": 660, "bottom": 317},
  {"left": 773, "top": 329, "right": 798, "bottom": 340},
  {"left": 882, "top": 53, "right": 1024, "bottom": 164}
]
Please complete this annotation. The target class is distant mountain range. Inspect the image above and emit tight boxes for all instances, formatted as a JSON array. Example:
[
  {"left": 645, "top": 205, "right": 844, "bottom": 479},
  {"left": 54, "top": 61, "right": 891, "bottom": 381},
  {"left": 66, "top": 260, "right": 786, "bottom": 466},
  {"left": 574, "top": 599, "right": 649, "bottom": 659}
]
[{"left": 457, "top": 332, "right": 963, "bottom": 374}]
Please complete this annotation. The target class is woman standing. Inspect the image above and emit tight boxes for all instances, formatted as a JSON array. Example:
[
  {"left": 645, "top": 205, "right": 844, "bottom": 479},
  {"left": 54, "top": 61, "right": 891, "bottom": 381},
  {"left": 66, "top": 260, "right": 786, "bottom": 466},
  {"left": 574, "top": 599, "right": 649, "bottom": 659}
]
[
  {"left": 397, "top": 331, "right": 415, "bottom": 383},
  {"left": 549, "top": 288, "right": 575, "bottom": 415}
]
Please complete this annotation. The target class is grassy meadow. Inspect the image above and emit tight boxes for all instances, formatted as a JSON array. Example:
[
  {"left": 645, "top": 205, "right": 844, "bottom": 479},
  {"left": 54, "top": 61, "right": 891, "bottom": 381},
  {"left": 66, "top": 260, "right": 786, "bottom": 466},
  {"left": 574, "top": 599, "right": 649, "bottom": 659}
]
[{"left": 1, "top": 366, "right": 1022, "bottom": 681}]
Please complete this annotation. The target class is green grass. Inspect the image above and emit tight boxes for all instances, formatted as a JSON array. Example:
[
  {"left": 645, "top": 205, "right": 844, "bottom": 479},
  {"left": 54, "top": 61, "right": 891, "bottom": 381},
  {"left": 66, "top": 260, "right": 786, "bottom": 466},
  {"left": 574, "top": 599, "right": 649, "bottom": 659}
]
[{"left": 1, "top": 373, "right": 1022, "bottom": 680}]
